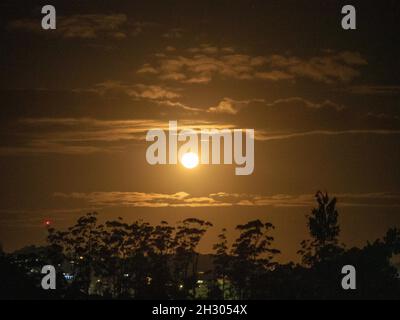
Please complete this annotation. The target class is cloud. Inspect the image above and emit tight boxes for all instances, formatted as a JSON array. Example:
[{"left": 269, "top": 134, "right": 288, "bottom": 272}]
[
  {"left": 255, "top": 70, "right": 294, "bottom": 81},
  {"left": 346, "top": 85, "right": 400, "bottom": 95},
  {"left": 137, "top": 64, "right": 159, "bottom": 74},
  {"left": 208, "top": 100, "right": 239, "bottom": 115},
  {"left": 54, "top": 191, "right": 193, "bottom": 208},
  {"left": 0, "top": 118, "right": 163, "bottom": 155},
  {"left": 162, "top": 28, "right": 184, "bottom": 39},
  {"left": 155, "top": 100, "right": 202, "bottom": 112},
  {"left": 89, "top": 81, "right": 266, "bottom": 114},
  {"left": 208, "top": 98, "right": 265, "bottom": 115},
  {"left": 267, "top": 97, "right": 344, "bottom": 111},
  {"left": 2, "top": 93, "right": 400, "bottom": 156},
  {"left": 94, "top": 81, "right": 181, "bottom": 100},
  {"left": 136, "top": 47, "right": 367, "bottom": 84},
  {"left": 2, "top": 90, "right": 400, "bottom": 156},
  {"left": 236, "top": 96, "right": 397, "bottom": 132},
  {"left": 262, "top": 51, "right": 367, "bottom": 84},
  {"left": 256, "top": 129, "right": 400, "bottom": 141},
  {"left": 145, "top": 52, "right": 266, "bottom": 83},
  {"left": 5, "top": 191, "right": 400, "bottom": 227},
  {"left": 236, "top": 97, "right": 345, "bottom": 130},
  {"left": 187, "top": 44, "right": 220, "bottom": 55},
  {"left": 53, "top": 191, "right": 400, "bottom": 208},
  {"left": 9, "top": 14, "right": 147, "bottom": 39},
  {"left": 6, "top": 191, "right": 400, "bottom": 228},
  {"left": 91, "top": 81, "right": 202, "bottom": 112},
  {"left": 0, "top": 118, "right": 235, "bottom": 155},
  {"left": 165, "top": 46, "right": 176, "bottom": 52}
]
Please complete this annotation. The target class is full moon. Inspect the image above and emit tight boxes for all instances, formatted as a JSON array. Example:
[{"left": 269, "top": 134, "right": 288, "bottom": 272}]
[{"left": 181, "top": 152, "right": 199, "bottom": 169}]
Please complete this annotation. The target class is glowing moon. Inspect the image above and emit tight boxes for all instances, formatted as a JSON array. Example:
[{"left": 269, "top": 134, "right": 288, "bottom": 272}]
[{"left": 181, "top": 152, "right": 199, "bottom": 169}]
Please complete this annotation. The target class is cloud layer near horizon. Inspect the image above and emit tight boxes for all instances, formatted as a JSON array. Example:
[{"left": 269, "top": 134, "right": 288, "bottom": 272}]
[{"left": 52, "top": 191, "right": 400, "bottom": 208}]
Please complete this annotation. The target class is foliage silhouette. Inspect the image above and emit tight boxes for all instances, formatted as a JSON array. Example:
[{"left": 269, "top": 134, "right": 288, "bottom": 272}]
[
  {"left": 1, "top": 191, "right": 400, "bottom": 300},
  {"left": 298, "top": 191, "right": 343, "bottom": 266}
]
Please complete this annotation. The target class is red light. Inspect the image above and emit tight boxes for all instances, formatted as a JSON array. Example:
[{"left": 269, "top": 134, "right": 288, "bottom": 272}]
[{"left": 44, "top": 220, "right": 51, "bottom": 226}]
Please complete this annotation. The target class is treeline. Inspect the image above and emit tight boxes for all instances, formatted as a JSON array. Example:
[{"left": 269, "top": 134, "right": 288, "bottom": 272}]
[{"left": 1, "top": 191, "right": 400, "bottom": 299}]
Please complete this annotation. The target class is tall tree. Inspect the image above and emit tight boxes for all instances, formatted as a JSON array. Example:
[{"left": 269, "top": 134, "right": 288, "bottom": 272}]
[
  {"left": 230, "top": 220, "right": 280, "bottom": 299},
  {"left": 173, "top": 218, "right": 212, "bottom": 299},
  {"left": 298, "top": 191, "right": 343, "bottom": 266},
  {"left": 148, "top": 221, "right": 175, "bottom": 298},
  {"left": 97, "top": 217, "right": 132, "bottom": 297},
  {"left": 47, "top": 212, "right": 103, "bottom": 295},
  {"left": 212, "top": 229, "right": 230, "bottom": 299}
]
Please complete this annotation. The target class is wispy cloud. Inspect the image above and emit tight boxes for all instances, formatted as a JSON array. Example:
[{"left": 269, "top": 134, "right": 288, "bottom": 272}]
[
  {"left": 88, "top": 81, "right": 204, "bottom": 112},
  {"left": 236, "top": 96, "right": 400, "bottom": 134},
  {"left": 207, "top": 98, "right": 265, "bottom": 115},
  {"left": 0, "top": 118, "right": 235, "bottom": 155},
  {"left": 2, "top": 90, "right": 400, "bottom": 156},
  {"left": 93, "top": 81, "right": 181, "bottom": 100},
  {"left": 53, "top": 191, "right": 216, "bottom": 208},
  {"left": 137, "top": 47, "right": 367, "bottom": 84},
  {"left": 9, "top": 14, "right": 148, "bottom": 39},
  {"left": 53, "top": 191, "right": 400, "bottom": 208},
  {"left": 346, "top": 85, "right": 400, "bottom": 95},
  {"left": 256, "top": 129, "right": 400, "bottom": 141},
  {"left": 162, "top": 28, "right": 184, "bottom": 39},
  {"left": 268, "top": 51, "right": 367, "bottom": 83},
  {"left": 4, "top": 191, "right": 399, "bottom": 228}
]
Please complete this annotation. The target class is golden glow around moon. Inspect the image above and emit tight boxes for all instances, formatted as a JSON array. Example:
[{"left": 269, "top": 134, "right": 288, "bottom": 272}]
[{"left": 181, "top": 152, "right": 199, "bottom": 169}]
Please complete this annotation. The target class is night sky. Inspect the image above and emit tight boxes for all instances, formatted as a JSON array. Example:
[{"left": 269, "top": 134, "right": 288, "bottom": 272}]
[{"left": 1, "top": 0, "right": 400, "bottom": 262}]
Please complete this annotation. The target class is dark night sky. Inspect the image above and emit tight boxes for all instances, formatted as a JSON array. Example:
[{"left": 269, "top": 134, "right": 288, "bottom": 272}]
[{"left": 1, "top": 0, "right": 400, "bottom": 262}]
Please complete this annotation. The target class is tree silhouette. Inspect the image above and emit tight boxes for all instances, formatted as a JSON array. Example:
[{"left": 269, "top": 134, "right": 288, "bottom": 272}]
[
  {"left": 148, "top": 221, "right": 175, "bottom": 298},
  {"left": 211, "top": 228, "right": 230, "bottom": 299},
  {"left": 230, "top": 220, "right": 280, "bottom": 299},
  {"left": 298, "top": 191, "right": 343, "bottom": 266},
  {"left": 47, "top": 212, "right": 104, "bottom": 295},
  {"left": 173, "top": 218, "right": 213, "bottom": 298},
  {"left": 343, "top": 228, "right": 400, "bottom": 299},
  {"left": 6, "top": 195, "right": 388, "bottom": 300},
  {"left": 96, "top": 218, "right": 132, "bottom": 297}
]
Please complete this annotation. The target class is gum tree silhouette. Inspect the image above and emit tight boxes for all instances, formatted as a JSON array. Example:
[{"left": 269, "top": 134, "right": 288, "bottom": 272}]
[
  {"left": 229, "top": 220, "right": 280, "bottom": 299},
  {"left": 211, "top": 228, "right": 230, "bottom": 299},
  {"left": 125, "top": 220, "right": 154, "bottom": 298},
  {"left": 24, "top": 192, "right": 398, "bottom": 300},
  {"left": 47, "top": 214, "right": 213, "bottom": 299},
  {"left": 97, "top": 218, "right": 140, "bottom": 297},
  {"left": 298, "top": 191, "right": 344, "bottom": 266},
  {"left": 173, "top": 218, "right": 213, "bottom": 299},
  {"left": 297, "top": 191, "right": 400, "bottom": 299},
  {"left": 48, "top": 212, "right": 104, "bottom": 296},
  {"left": 338, "top": 228, "right": 400, "bottom": 299},
  {"left": 296, "top": 191, "right": 346, "bottom": 298},
  {"left": 147, "top": 221, "right": 175, "bottom": 298}
]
